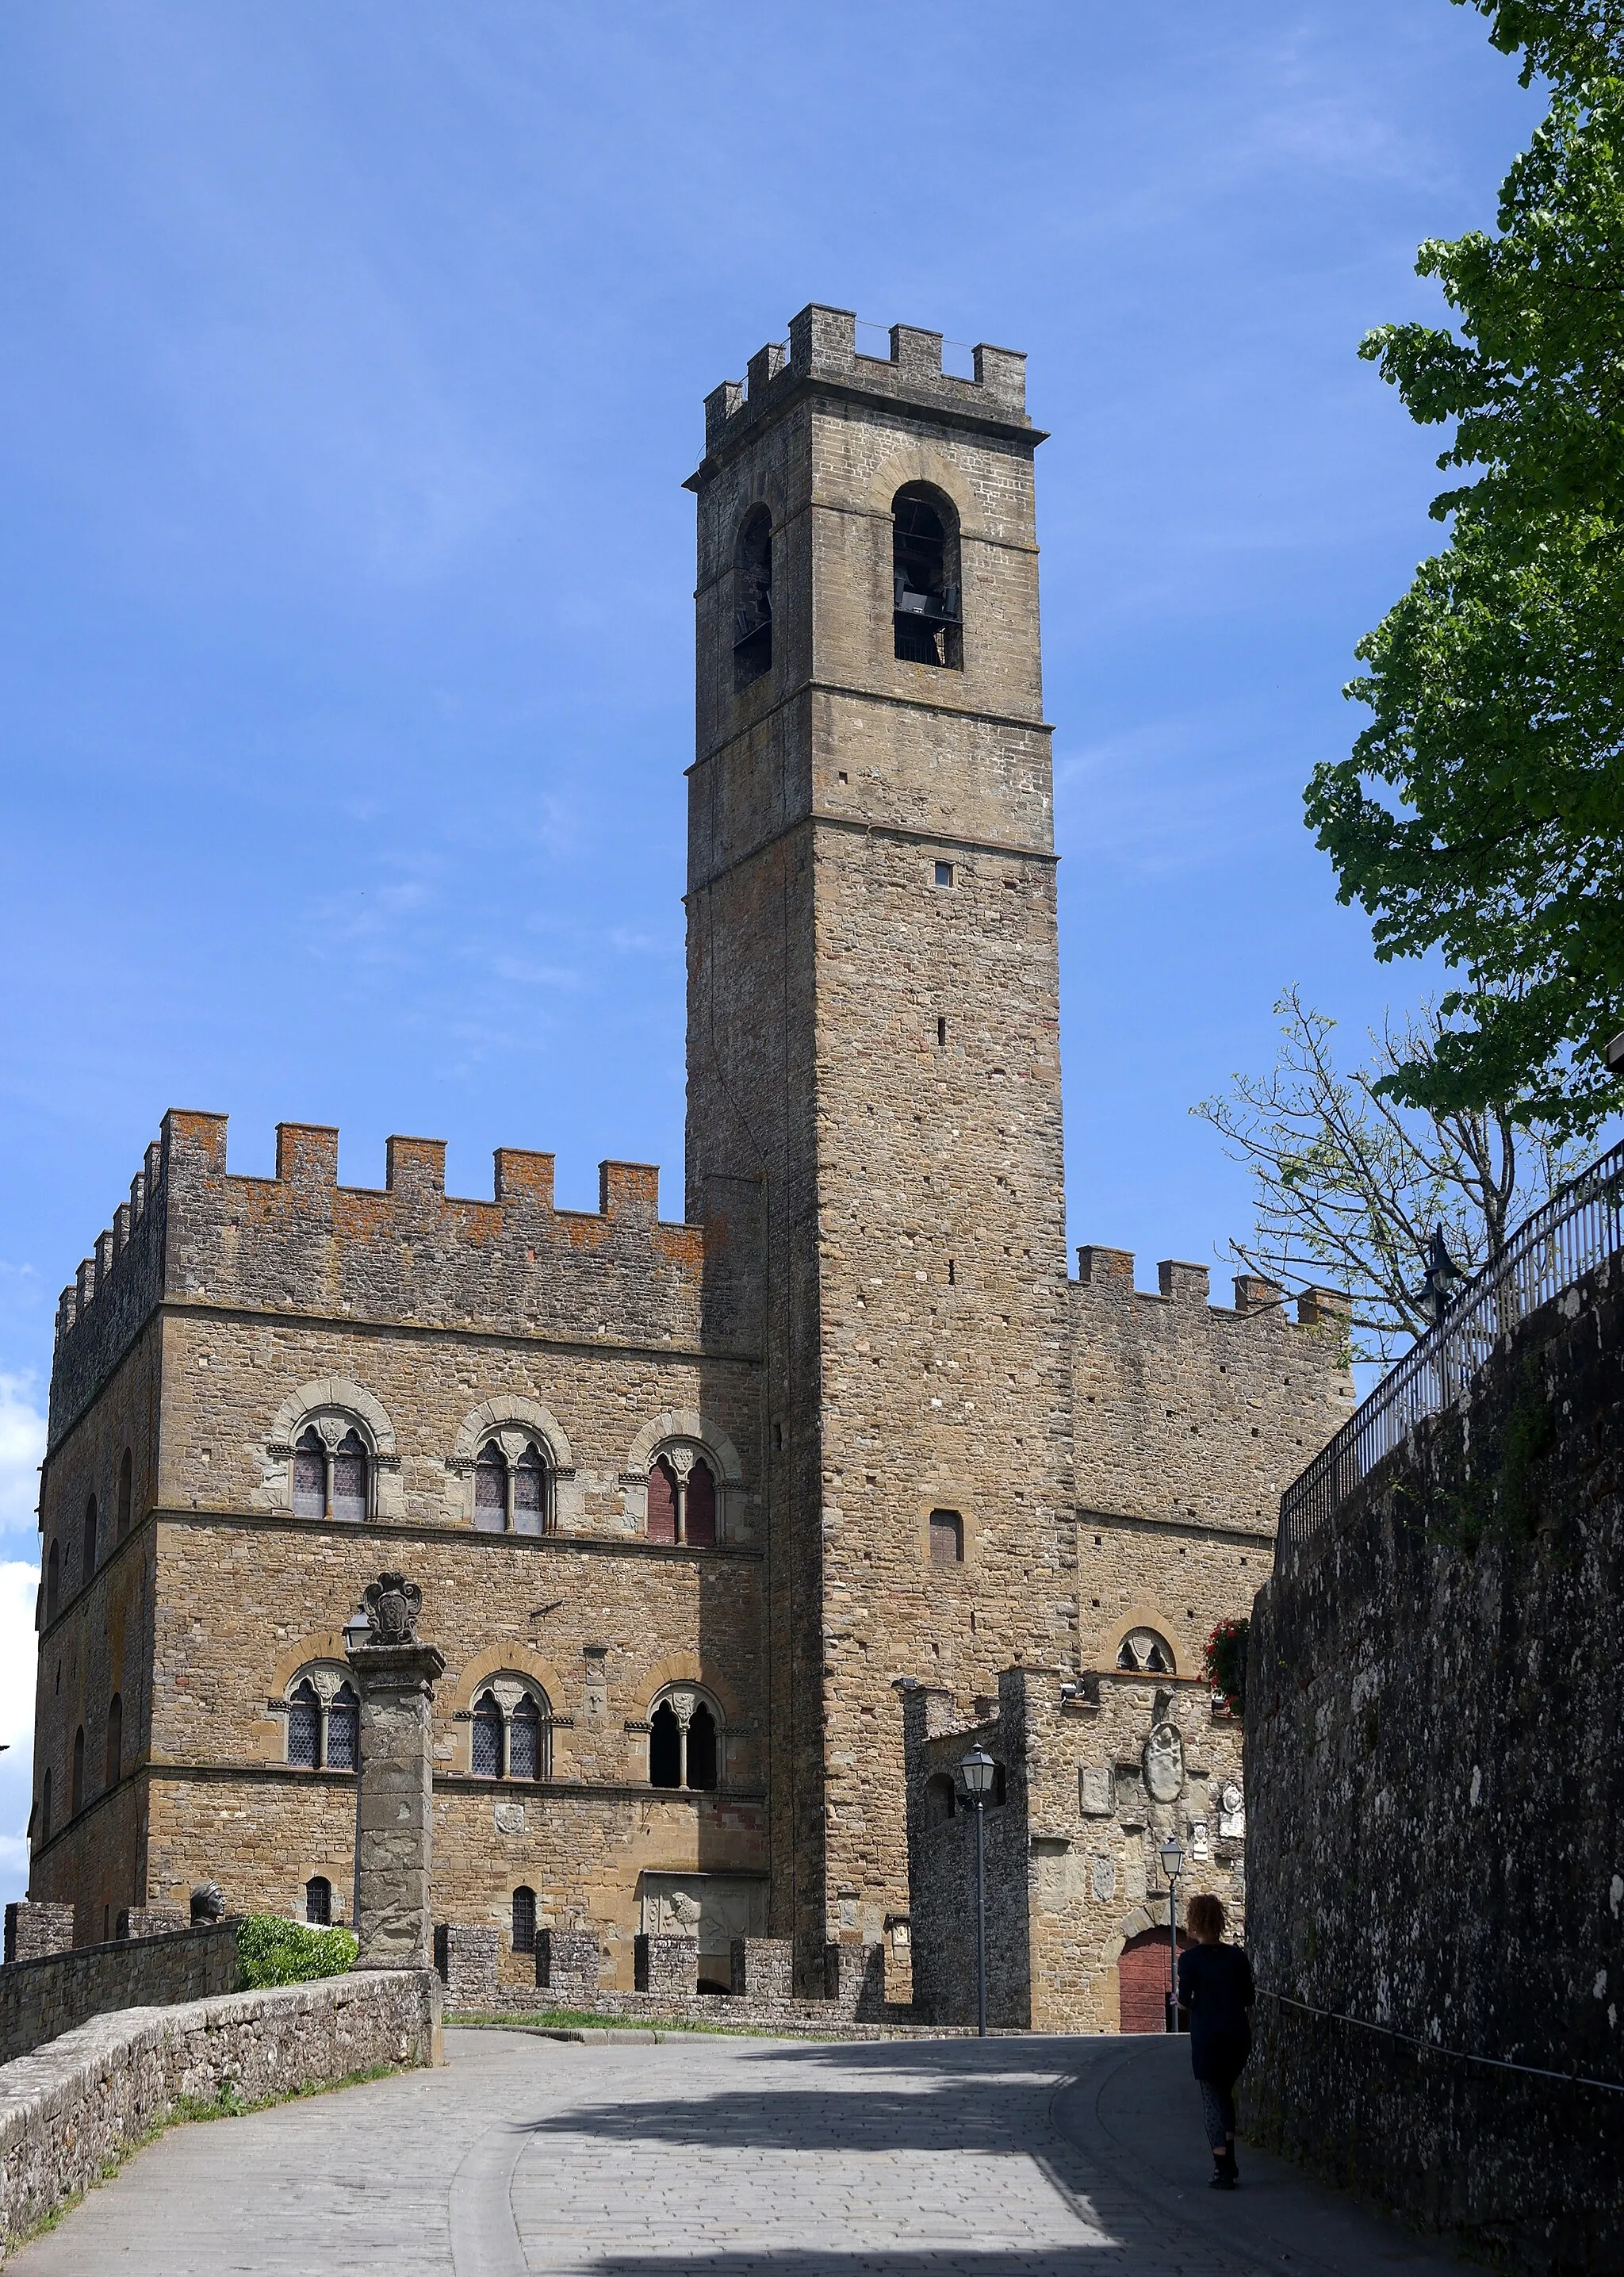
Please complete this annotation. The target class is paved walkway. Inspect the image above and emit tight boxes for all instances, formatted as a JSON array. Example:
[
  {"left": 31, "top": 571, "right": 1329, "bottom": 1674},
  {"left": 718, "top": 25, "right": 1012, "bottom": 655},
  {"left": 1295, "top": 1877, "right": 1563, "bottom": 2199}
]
[{"left": 13, "top": 2026, "right": 1461, "bottom": 2275}]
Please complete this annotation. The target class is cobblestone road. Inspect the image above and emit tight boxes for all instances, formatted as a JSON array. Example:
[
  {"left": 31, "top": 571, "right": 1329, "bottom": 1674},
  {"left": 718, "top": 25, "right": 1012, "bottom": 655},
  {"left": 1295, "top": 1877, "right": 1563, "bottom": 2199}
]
[{"left": 12, "top": 2027, "right": 1459, "bottom": 2275}]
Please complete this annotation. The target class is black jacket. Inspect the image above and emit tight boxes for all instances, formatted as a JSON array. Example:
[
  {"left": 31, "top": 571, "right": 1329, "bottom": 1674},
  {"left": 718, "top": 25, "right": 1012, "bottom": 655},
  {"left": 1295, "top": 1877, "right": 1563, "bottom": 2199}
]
[{"left": 1177, "top": 1941, "right": 1254, "bottom": 2082}]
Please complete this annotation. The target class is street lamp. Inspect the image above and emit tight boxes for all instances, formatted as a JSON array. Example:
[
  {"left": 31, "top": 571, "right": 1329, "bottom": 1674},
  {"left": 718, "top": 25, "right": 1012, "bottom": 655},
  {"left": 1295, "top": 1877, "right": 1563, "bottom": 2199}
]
[
  {"left": 959, "top": 1745, "right": 998, "bottom": 2037},
  {"left": 1413, "top": 1225, "right": 1467, "bottom": 1329},
  {"left": 343, "top": 1604, "right": 372, "bottom": 1655},
  {"left": 1159, "top": 1832, "right": 1185, "bottom": 2034}
]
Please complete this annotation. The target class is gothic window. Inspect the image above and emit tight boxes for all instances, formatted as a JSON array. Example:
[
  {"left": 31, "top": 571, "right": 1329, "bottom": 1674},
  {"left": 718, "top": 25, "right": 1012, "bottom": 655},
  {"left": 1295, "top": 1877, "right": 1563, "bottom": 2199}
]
[
  {"left": 105, "top": 1693, "right": 123, "bottom": 1789},
  {"left": 733, "top": 504, "right": 772, "bottom": 689},
  {"left": 647, "top": 1686, "right": 722, "bottom": 1793},
  {"left": 117, "top": 1449, "right": 133, "bottom": 1540},
  {"left": 71, "top": 1726, "right": 86, "bottom": 1816},
  {"left": 1116, "top": 1627, "right": 1174, "bottom": 1675},
  {"left": 45, "top": 1540, "right": 59, "bottom": 1623},
  {"left": 473, "top": 1436, "right": 551, "bottom": 1535},
  {"left": 82, "top": 1495, "right": 98, "bottom": 1581},
  {"left": 305, "top": 1876, "right": 332, "bottom": 1926},
  {"left": 929, "top": 1509, "right": 964, "bottom": 1564},
  {"left": 472, "top": 1692, "right": 504, "bottom": 1777},
  {"left": 511, "top": 1884, "right": 537, "bottom": 1954},
  {"left": 925, "top": 1772, "right": 956, "bottom": 1827},
  {"left": 327, "top": 1683, "right": 359, "bottom": 1770},
  {"left": 285, "top": 1665, "right": 361, "bottom": 1770},
  {"left": 469, "top": 1678, "right": 550, "bottom": 1781},
  {"left": 291, "top": 1419, "right": 373, "bottom": 1521},
  {"left": 287, "top": 1680, "right": 321, "bottom": 1769},
  {"left": 892, "top": 484, "right": 962, "bottom": 669},
  {"left": 646, "top": 1447, "right": 717, "bottom": 1547}
]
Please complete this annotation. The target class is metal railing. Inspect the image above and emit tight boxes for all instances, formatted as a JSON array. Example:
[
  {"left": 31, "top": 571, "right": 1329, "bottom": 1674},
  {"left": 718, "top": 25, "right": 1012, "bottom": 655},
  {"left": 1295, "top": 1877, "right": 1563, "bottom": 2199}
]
[{"left": 1277, "top": 1137, "right": 1624, "bottom": 1563}]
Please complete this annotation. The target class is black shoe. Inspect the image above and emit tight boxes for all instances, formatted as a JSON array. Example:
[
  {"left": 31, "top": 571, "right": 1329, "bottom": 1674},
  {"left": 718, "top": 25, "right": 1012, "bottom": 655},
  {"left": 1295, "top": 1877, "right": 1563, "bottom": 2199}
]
[{"left": 1209, "top": 2168, "right": 1236, "bottom": 2191}]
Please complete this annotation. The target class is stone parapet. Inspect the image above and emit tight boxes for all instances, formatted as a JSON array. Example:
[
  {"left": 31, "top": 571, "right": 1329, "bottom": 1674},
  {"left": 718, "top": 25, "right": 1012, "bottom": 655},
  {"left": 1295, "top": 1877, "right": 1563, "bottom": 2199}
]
[
  {"left": 539, "top": 1930, "right": 599, "bottom": 2003},
  {"left": 0, "top": 1919, "right": 242, "bottom": 2068},
  {"left": 3, "top": 1906, "right": 75, "bottom": 1967},
  {"left": 730, "top": 1938, "right": 791, "bottom": 1999},
  {"left": 824, "top": 1942, "right": 886, "bottom": 2019},
  {"left": 634, "top": 1934, "right": 696, "bottom": 1997},
  {"left": 117, "top": 1907, "right": 188, "bottom": 1942},
  {"left": 434, "top": 1925, "right": 499, "bottom": 2007},
  {"left": 0, "top": 1967, "right": 440, "bottom": 2254}
]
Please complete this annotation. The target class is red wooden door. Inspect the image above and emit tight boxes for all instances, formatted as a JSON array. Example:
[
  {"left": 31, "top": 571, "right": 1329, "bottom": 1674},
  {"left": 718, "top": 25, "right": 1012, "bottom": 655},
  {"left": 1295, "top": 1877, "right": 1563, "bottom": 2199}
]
[{"left": 1117, "top": 1926, "right": 1185, "bottom": 2033}]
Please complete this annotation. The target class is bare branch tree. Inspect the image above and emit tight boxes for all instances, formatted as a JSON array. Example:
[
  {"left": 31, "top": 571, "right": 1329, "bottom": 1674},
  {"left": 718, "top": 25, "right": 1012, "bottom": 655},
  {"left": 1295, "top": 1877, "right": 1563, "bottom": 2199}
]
[{"left": 1193, "top": 988, "right": 1585, "bottom": 1365}]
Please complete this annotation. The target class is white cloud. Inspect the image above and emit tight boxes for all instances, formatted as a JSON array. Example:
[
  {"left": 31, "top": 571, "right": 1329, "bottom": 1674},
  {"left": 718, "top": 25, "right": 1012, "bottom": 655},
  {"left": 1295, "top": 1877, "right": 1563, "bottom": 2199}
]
[
  {"left": 0, "top": 1562, "right": 40, "bottom": 1753},
  {"left": 0, "top": 1377, "right": 44, "bottom": 1539}
]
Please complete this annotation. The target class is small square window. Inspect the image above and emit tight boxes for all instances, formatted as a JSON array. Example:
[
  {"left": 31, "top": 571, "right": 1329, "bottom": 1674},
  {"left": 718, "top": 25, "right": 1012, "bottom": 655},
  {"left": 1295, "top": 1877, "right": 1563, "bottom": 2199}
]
[
  {"left": 934, "top": 861, "right": 953, "bottom": 888},
  {"left": 928, "top": 1508, "right": 963, "bottom": 1563}
]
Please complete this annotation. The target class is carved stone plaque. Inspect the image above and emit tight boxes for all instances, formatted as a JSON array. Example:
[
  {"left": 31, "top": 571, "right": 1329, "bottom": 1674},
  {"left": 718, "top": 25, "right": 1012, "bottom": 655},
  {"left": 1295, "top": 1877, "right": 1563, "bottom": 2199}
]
[
  {"left": 1091, "top": 1853, "right": 1116, "bottom": 1903},
  {"left": 1143, "top": 1723, "right": 1185, "bottom": 1804},
  {"left": 1078, "top": 1765, "right": 1113, "bottom": 1817},
  {"left": 494, "top": 1801, "right": 527, "bottom": 1834}
]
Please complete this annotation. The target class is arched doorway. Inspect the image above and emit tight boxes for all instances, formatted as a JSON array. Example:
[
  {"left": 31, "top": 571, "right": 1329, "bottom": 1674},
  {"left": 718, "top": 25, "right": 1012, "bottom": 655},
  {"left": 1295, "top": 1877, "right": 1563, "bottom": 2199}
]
[{"left": 1117, "top": 1926, "right": 1185, "bottom": 2033}]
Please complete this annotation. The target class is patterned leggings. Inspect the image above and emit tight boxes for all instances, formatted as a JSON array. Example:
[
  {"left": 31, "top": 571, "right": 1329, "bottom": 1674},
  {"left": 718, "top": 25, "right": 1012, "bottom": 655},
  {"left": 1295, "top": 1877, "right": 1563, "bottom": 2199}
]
[{"left": 1198, "top": 2077, "right": 1237, "bottom": 2151}]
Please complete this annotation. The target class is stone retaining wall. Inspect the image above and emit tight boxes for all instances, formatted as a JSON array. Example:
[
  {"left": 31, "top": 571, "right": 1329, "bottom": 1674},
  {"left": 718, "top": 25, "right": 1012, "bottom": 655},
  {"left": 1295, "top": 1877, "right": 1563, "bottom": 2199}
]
[
  {"left": 0, "top": 1921, "right": 242, "bottom": 2068},
  {"left": 1244, "top": 1252, "right": 1624, "bottom": 2274},
  {"left": 0, "top": 1968, "right": 441, "bottom": 2256}
]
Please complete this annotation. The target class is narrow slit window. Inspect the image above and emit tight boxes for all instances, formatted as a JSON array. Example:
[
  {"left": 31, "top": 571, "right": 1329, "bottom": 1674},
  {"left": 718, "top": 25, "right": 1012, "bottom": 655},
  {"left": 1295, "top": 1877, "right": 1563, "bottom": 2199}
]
[
  {"left": 512, "top": 1884, "right": 537, "bottom": 1953},
  {"left": 928, "top": 1508, "right": 964, "bottom": 1564},
  {"left": 937, "top": 1016, "right": 948, "bottom": 1046}
]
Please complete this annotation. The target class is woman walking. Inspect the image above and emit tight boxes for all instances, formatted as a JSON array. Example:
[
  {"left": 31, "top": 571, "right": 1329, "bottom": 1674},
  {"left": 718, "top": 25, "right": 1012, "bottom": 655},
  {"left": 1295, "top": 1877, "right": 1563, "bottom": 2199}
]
[{"left": 1176, "top": 1892, "right": 1254, "bottom": 2188}]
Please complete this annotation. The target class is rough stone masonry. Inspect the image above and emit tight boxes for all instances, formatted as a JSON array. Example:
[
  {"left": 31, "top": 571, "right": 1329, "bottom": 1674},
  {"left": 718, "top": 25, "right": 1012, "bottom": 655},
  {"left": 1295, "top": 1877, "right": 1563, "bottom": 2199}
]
[{"left": 25, "top": 307, "right": 1352, "bottom": 2024}]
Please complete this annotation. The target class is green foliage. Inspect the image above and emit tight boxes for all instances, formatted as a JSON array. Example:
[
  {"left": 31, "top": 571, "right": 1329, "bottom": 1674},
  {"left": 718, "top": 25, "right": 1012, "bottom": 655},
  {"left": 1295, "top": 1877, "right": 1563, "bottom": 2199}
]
[
  {"left": 1308, "top": 6, "right": 1624, "bottom": 1136},
  {"left": 236, "top": 1914, "right": 358, "bottom": 1989},
  {"left": 1203, "top": 1617, "right": 1249, "bottom": 1719}
]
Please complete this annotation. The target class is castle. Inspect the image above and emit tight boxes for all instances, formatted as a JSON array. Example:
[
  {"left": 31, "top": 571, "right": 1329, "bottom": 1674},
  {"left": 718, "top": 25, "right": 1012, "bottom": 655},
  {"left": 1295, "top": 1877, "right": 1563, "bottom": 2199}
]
[{"left": 27, "top": 309, "right": 1353, "bottom": 2027}]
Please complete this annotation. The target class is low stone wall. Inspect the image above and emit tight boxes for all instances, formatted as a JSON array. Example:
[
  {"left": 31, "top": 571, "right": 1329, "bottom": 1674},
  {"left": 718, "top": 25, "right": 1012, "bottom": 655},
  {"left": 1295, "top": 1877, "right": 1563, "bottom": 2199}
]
[
  {"left": 0, "top": 1968, "right": 440, "bottom": 2255},
  {"left": 1244, "top": 1252, "right": 1624, "bottom": 2273},
  {"left": 446, "top": 1984, "right": 953, "bottom": 2037},
  {"left": 0, "top": 1922, "right": 242, "bottom": 2068}
]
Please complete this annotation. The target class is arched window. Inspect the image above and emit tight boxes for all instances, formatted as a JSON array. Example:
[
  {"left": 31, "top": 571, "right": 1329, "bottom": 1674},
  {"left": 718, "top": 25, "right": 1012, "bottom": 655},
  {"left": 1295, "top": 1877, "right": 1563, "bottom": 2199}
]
[
  {"left": 646, "top": 1448, "right": 717, "bottom": 1548},
  {"left": 469, "top": 1679, "right": 550, "bottom": 1781},
  {"left": 71, "top": 1726, "right": 86, "bottom": 1816},
  {"left": 117, "top": 1448, "right": 133, "bottom": 1541},
  {"left": 105, "top": 1693, "right": 123, "bottom": 1790},
  {"left": 82, "top": 1496, "right": 98, "bottom": 1582},
  {"left": 733, "top": 504, "right": 772, "bottom": 689},
  {"left": 284, "top": 1666, "right": 359, "bottom": 1770},
  {"left": 473, "top": 1437, "right": 551, "bottom": 1535},
  {"left": 892, "top": 485, "right": 961, "bottom": 669},
  {"left": 925, "top": 1771, "right": 956, "bottom": 1827},
  {"left": 1117, "top": 1627, "right": 1174, "bottom": 1675},
  {"left": 511, "top": 1884, "right": 537, "bottom": 1954},
  {"left": 40, "top": 1769, "right": 51, "bottom": 1842},
  {"left": 305, "top": 1876, "right": 332, "bottom": 1926},
  {"left": 287, "top": 1679, "right": 321, "bottom": 1768},
  {"left": 647, "top": 1686, "right": 722, "bottom": 1793},
  {"left": 327, "top": 1682, "right": 359, "bottom": 1771},
  {"left": 45, "top": 1540, "right": 60, "bottom": 1624},
  {"left": 472, "top": 1691, "right": 504, "bottom": 1778},
  {"left": 291, "top": 1420, "right": 372, "bottom": 1521},
  {"left": 929, "top": 1508, "right": 964, "bottom": 1564}
]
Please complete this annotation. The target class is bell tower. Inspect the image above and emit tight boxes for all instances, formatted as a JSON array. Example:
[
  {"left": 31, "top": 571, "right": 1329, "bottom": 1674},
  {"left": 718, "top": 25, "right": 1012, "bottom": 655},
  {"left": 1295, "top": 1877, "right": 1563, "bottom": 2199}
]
[{"left": 684, "top": 306, "right": 1075, "bottom": 1980}]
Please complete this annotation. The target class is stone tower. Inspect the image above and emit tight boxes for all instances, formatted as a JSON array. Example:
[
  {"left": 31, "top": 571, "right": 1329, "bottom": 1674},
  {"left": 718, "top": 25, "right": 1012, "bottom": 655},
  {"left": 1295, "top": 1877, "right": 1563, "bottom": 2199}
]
[{"left": 684, "top": 306, "right": 1075, "bottom": 1978}]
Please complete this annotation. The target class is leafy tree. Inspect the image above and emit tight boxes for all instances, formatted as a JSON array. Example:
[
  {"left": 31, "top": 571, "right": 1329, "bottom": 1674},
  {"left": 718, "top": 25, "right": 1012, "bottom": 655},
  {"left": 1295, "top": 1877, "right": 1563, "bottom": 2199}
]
[
  {"left": 1194, "top": 988, "right": 1583, "bottom": 1362},
  {"left": 1306, "top": 0, "right": 1624, "bottom": 1137}
]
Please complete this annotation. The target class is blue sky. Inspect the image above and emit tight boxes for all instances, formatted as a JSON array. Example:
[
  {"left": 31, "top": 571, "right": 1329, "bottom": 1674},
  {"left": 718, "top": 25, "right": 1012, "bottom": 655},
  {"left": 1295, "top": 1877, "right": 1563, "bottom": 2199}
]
[{"left": 0, "top": 3, "right": 1540, "bottom": 1899}]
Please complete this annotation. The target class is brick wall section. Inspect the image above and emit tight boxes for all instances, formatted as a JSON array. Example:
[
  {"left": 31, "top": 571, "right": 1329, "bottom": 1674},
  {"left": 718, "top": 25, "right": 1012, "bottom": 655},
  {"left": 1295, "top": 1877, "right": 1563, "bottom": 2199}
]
[
  {"left": 1243, "top": 1253, "right": 1624, "bottom": 2272},
  {"left": 0, "top": 1920, "right": 240, "bottom": 2066},
  {"left": 0, "top": 1968, "right": 440, "bottom": 2255}
]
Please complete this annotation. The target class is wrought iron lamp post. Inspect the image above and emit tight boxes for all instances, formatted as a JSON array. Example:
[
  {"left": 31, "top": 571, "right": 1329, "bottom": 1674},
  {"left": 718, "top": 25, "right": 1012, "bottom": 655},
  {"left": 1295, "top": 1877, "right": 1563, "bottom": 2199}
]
[
  {"left": 959, "top": 1745, "right": 998, "bottom": 2037},
  {"left": 1159, "top": 1831, "right": 1185, "bottom": 2033}
]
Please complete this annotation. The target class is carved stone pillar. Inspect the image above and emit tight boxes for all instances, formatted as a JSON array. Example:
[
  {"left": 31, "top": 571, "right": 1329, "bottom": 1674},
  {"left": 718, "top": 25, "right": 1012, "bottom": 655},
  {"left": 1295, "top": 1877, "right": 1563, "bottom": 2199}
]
[
  {"left": 346, "top": 1571, "right": 446, "bottom": 1971},
  {"left": 667, "top": 1687, "right": 697, "bottom": 1788},
  {"left": 665, "top": 1445, "right": 697, "bottom": 1544}
]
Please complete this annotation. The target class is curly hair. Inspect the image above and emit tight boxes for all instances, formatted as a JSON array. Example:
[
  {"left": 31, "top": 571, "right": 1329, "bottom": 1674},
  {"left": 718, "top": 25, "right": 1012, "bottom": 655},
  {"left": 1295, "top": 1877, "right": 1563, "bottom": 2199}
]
[{"left": 1186, "top": 1891, "right": 1227, "bottom": 1940}]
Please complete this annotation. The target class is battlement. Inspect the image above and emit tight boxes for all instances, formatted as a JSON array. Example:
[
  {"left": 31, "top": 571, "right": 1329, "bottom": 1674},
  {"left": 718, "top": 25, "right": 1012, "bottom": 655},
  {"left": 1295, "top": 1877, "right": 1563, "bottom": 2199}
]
[
  {"left": 696, "top": 304, "right": 1031, "bottom": 461},
  {"left": 48, "top": 1111, "right": 763, "bottom": 1452},
  {"left": 1074, "top": 1245, "right": 1350, "bottom": 1333}
]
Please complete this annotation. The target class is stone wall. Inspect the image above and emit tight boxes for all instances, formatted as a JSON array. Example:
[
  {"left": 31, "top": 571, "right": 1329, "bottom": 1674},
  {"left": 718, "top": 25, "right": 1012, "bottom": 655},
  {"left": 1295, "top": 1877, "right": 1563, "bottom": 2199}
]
[
  {"left": 0, "top": 1919, "right": 241, "bottom": 2067},
  {"left": 0, "top": 1967, "right": 440, "bottom": 2255},
  {"left": 903, "top": 1663, "right": 1244, "bottom": 2032},
  {"left": 1244, "top": 1252, "right": 1624, "bottom": 2272}
]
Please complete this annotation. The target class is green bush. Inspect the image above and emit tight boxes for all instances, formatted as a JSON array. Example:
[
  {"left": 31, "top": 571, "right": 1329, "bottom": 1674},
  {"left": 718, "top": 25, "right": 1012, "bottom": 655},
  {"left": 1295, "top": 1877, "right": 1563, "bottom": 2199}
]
[{"left": 236, "top": 1915, "right": 358, "bottom": 1989}]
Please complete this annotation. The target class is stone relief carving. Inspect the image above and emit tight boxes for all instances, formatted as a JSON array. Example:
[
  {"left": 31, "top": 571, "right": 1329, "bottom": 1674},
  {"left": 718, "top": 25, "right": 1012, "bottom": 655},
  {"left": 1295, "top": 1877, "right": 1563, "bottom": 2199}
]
[
  {"left": 494, "top": 1801, "right": 527, "bottom": 1835},
  {"left": 1078, "top": 1765, "right": 1112, "bottom": 1817},
  {"left": 640, "top": 1873, "right": 765, "bottom": 1955},
  {"left": 1143, "top": 1723, "right": 1185, "bottom": 1804},
  {"left": 1091, "top": 1853, "right": 1116, "bottom": 1903},
  {"left": 1218, "top": 1778, "right": 1246, "bottom": 1839},
  {"left": 362, "top": 1570, "right": 423, "bottom": 1645}
]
